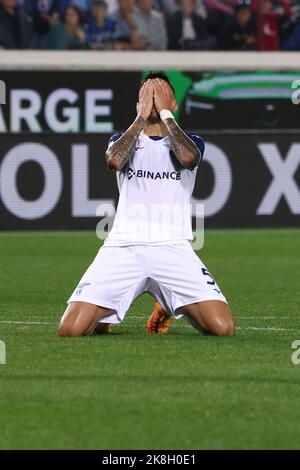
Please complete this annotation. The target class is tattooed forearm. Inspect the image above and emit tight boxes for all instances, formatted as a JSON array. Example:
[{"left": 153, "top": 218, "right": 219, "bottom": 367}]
[
  {"left": 105, "top": 116, "right": 144, "bottom": 170},
  {"left": 164, "top": 118, "right": 200, "bottom": 168}
]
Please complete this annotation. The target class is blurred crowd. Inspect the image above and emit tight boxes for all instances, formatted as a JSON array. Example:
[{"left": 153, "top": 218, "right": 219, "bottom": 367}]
[{"left": 1, "top": 0, "right": 300, "bottom": 50}]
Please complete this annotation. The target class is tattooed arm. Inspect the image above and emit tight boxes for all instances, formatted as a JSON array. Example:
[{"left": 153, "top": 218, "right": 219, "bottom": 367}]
[
  {"left": 153, "top": 78, "right": 201, "bottom": 168},
  {"left": 163, "top": 118, "right": 201, "bottom": 168},
  {"left": 105, "top": 81, "right": 154, "bottom": 171},
  {"left": 105, "top": 116, "right": 144, "bottom": 171}
]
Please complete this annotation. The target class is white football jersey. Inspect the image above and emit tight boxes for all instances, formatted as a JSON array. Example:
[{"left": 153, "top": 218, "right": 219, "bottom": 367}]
[{"left": 104, "top": 131, "right": 204, "bottom": 246}]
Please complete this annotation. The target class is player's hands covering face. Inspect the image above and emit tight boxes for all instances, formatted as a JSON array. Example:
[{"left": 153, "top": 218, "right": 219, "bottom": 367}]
[
  {"left": 153, "top": 79, "right": 176, "bottom": 115},
  {"left": 137, "top": 81, "right": 154, "bottom": 120}
]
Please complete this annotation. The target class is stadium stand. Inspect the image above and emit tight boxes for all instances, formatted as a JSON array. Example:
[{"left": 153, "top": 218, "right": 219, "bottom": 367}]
[{"left": 0, "top": 0, "right": 299, "bottom": 50}]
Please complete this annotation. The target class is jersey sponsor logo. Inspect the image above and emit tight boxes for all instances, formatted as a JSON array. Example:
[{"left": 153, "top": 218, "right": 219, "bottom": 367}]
[
  {"left": 127, "top": 167, "right": 181, "bottom": 181},
  {"left": 127, "top": 167, "right": 135, "bottom": 180}
]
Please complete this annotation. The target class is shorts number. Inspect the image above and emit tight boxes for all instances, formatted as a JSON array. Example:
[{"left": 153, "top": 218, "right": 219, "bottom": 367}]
[{"left": 201, "top": 268, "right": 216, "bottom": 285}]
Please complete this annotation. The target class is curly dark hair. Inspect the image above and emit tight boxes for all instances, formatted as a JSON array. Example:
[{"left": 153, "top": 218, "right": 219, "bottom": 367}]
[{"left": 140, "top": 71, "right": 175, "bottom": 96}]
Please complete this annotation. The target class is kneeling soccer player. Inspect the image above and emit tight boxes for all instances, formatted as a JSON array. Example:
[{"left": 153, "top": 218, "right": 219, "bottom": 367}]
[{"left": 58, "top": 71, "right": 235, "bottom": 338}]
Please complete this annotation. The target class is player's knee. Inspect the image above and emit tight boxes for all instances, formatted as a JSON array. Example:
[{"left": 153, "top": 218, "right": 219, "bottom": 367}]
[
  {"left": 57, "top": 320, "right": 84, "bottom": 337},
  {"left": 57, "top": 322, "right": 71, "bottom": 337},
  {"left": 214, "top": 319, "right": 235, "bottom": 337}
]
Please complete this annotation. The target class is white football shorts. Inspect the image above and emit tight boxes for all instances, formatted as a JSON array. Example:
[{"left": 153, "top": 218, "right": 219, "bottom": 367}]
[{"left": 67, "top": 242, "right": 227, "bottom": 324}]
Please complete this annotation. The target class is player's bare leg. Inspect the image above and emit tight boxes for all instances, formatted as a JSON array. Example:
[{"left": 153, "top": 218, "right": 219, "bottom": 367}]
[
  {"left": 147, "top": 300, "right": 173, "bottom": 334},
  {"left": 58, "top": 301, "right": 111, "bottom": 337},
  {"left": 183, "top": 300, "right": 235, "bottom": 336}
]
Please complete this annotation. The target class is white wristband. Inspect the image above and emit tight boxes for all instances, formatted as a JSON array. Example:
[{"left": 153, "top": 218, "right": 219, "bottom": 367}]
[{"left": 160, "top": 109, "right": 175, "bottom": 122}]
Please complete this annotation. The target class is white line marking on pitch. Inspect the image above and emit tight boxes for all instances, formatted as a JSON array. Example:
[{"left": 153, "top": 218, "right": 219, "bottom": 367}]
[
  {"left": 236, "top": 316, "right": 290, "bottom": 320},
  {"left": 236, "top": 326, "right": 293, "bottom": 331},
  {"left": 126, "top": 325, "right": 295, "bottom": 331},
  {"left": 0, "top": 320, "right": 56, "bottom": 325},
  {"left": 0, "top": 315, "right": 291, "bottom": 323},
  {"left": 0, "top": 321, "right": 296, "bottom": 332},
  {"left": 128, "top": 315, "right": 291, "bottom": 320}
]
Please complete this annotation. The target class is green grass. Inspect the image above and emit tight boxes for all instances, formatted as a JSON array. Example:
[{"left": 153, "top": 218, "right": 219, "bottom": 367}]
[{"left": 0, "top": 229, "right": 300, "bottom": 450}]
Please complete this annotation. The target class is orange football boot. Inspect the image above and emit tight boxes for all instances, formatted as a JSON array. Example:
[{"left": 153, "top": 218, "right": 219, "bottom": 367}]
[{"left": 147, "top": 300, "right": 173, "bottom": 334}]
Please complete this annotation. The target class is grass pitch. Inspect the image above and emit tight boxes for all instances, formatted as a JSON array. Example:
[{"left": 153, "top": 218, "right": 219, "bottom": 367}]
[{"left": 0, "top": 229, "right": 299, "bottom": 450}]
